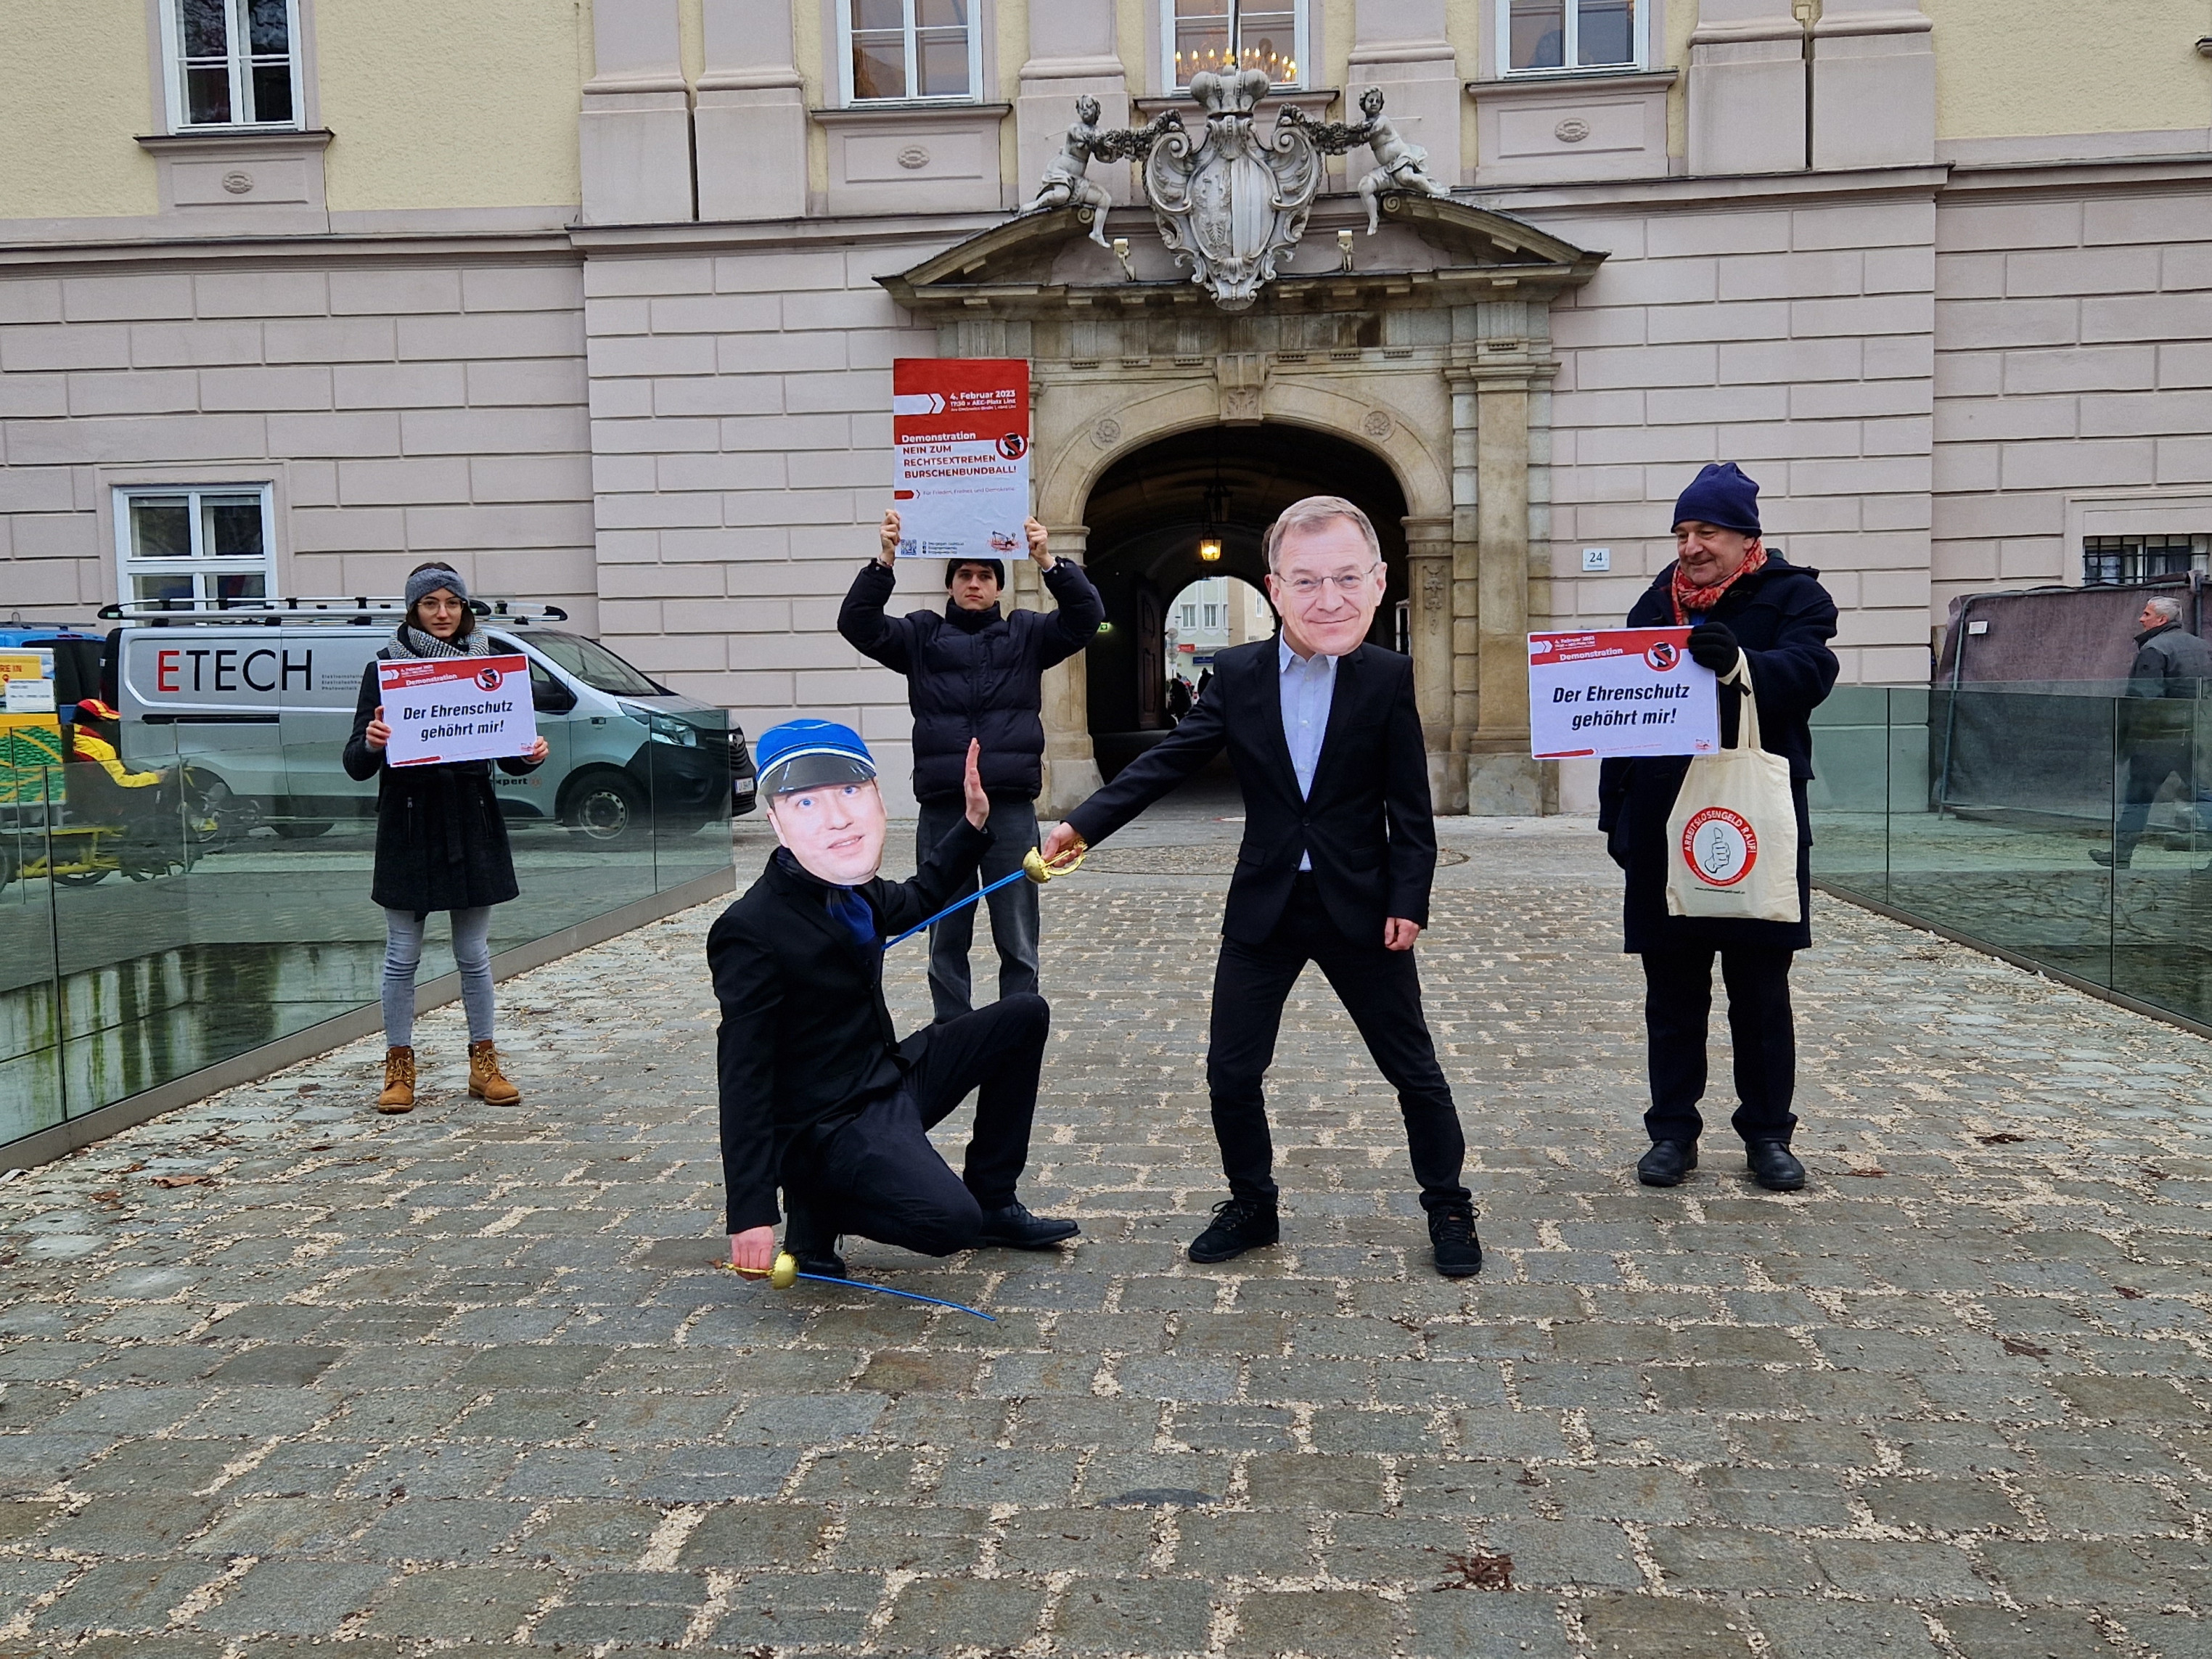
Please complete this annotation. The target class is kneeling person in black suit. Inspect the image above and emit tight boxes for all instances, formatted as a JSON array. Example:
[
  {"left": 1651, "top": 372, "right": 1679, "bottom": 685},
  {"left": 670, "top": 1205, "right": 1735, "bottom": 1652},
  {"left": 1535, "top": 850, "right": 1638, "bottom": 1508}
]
[
  {"left": 1041, "top": 496, "right": 1478, "bottom": 1277},
  {"left": 710, "top": 719, "right": 1078, "bottom": 1279}
]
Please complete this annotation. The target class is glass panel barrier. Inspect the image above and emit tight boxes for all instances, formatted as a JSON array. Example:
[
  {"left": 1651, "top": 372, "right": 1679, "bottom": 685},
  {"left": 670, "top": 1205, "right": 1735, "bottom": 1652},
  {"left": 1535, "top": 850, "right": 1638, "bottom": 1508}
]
[{"left": 7, "top": 692, "right": 735, "bottom": 1158}]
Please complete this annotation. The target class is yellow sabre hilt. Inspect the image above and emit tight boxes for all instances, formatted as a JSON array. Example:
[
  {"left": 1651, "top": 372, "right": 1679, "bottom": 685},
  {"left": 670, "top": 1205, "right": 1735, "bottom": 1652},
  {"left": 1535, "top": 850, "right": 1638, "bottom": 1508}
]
[
  {"left": 1023, "top": 842, "right": 1087, "bottom": 883},
  {"left": 724, "top": 1251, "right": 800, "bottom": 1288}
]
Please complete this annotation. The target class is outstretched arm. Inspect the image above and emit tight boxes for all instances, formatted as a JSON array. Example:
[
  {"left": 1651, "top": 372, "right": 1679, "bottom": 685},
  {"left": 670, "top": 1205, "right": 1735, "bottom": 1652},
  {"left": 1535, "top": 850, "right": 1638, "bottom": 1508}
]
[
  {"left": 837, "top": 512, "right": 916, "bottom": 673},
  {"left": 1042, "top": 686, "right": 1231, "bottom": 863}
]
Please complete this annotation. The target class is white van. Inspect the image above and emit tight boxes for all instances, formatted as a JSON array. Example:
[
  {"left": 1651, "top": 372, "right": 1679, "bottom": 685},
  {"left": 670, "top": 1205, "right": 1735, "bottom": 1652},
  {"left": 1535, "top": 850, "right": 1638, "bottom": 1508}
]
[{"left": 102, "top": 599, "right": 755, "bottom": 845}]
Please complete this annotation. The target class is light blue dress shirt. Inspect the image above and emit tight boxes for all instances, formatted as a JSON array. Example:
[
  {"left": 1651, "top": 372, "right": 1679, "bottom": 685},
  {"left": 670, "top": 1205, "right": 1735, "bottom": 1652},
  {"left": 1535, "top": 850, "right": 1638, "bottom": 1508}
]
[{"left": 1279, "top": 636, "right": 1339, "bottom": 871}]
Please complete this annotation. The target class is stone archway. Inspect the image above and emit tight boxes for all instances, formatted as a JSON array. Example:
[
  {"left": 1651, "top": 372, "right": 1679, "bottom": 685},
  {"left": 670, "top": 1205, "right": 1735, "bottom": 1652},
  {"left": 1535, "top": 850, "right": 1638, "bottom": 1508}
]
[
  {"left": 880, "top": 193, "right": 1607, "bottom": 816},
  {"left": 1078, "top": 422, "right": 1409, "bottom": 778}
]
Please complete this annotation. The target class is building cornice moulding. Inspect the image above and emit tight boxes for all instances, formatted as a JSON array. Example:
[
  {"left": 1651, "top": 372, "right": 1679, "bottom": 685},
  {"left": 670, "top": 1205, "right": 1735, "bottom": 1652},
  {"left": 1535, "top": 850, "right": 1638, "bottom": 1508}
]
[
  {"left": 808, "top": 102, "right": 1013, "bottom": 126},
  {"left": 1465, "top": 70, "right": 1678, "bottom": 101},
  {"left": 133, "top": 127, "right": 335, "bottom": 155},
  {"left": 0, "top": 228, "right": 575, "bottom": 271},
  {"left": 1474, "top": 162, "right": 1949, "bottom": 214}
]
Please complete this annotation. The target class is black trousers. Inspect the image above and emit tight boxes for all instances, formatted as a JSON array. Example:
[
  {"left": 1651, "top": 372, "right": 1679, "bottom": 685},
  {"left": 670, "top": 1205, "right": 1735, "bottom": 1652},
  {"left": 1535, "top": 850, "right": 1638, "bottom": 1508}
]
[
  {"left": 1207, "top": 876, "right": 1470, "bottom": 1213},
  {"left": 1639, "top": 946, "right": 1798, "bottom": 1146},
  {"left": 789, "top": 993, "right": 1048, "bottom": 1258}
]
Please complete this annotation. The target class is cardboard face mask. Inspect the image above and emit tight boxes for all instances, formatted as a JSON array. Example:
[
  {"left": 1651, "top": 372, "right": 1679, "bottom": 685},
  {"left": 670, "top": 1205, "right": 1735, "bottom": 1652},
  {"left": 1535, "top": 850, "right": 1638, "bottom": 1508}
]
[{"left": 768, "top": 779, "right": 888, "bottom": 886}]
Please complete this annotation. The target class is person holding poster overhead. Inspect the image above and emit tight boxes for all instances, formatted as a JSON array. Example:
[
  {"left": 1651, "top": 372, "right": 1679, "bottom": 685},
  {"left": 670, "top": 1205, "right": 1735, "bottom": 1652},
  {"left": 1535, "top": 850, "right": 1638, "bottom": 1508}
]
[
  {"left": 840, "top": 509, "right": 1102, "bottom": 1024},
  {"left": 1596, "top": 464, "right": 1839, "bottom": 1193},
  {"left": 1039, "top": 496, "right": 1480, "bottom": 1279},
  {"left": 343, "top": 565, "right": 550, "bottom": 1115}
]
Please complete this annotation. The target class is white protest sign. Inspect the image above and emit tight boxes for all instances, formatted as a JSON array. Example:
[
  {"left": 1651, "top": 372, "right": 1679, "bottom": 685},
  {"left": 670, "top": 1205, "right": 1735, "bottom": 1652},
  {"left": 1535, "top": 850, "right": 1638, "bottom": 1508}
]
[
  {"left": 376, "top": 653, "right": 537, "bottom": 769},
  {"left": 890, "top": 356, "right": 1031, "bottom": 561},
  {"left": 1528, "top": 628, "right": 1719, "bottom": 760}
]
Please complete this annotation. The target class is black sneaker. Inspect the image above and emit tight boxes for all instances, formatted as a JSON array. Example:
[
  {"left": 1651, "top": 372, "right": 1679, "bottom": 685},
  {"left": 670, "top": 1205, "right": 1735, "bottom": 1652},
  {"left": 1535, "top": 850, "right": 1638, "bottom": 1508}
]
[
  {"left": 1637, "top": 1139, "right": 1697, "bottom": 1187},
  {"left": 1428, "top": 1204, "right": 1482, "bottom": 1278},
  {"left": 1189, "top": 1197, "right": 1279, "bottom": 1263},
  {"left": 1745, "top": 1140, "right": 1807, "bottom": 1192},
  {"left": 975, "top": 1200, "right": 1080, "bottom": 1250}
]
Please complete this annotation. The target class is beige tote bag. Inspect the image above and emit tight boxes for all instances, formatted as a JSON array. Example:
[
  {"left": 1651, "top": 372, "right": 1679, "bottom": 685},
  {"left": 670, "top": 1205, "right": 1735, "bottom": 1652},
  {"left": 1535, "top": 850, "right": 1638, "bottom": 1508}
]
[{"left": 1663, "top": 655, "right": 1801, "bottom": 924}]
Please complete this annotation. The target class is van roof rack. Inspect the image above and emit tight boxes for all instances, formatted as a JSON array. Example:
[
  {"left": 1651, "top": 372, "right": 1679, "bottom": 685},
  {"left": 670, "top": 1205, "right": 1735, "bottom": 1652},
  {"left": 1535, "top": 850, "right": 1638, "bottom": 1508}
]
[{"left": 95, "top": 597, "right": 570, "bottom": 627}]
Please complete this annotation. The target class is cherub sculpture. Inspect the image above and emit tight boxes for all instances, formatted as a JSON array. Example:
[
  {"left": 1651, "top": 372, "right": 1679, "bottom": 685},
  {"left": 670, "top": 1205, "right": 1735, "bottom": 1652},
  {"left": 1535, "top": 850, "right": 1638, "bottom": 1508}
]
[
  {"left": 1353, "top": 85, "right": 1451, "bottom": 234},
  {"left": 1026, "top": 95, "right": 1118, "bottom": 247}
]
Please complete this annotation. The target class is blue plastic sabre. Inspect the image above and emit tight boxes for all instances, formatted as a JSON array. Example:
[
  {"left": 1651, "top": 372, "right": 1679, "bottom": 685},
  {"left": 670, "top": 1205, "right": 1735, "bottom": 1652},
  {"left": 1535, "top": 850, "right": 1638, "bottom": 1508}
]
[
  {"left": 880, "top": 843, "right": 1086, "bottom": 951},
  {"left": 723, "top": 1255, "right": 996, "bottom": 1322}
]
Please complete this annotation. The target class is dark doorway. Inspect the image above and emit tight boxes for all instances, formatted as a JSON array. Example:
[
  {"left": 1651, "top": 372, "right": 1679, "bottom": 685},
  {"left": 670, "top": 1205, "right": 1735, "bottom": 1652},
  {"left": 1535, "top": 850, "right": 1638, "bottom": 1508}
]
[{"left": 1081, "top": 423, "right": 1410, "bottom": 777}]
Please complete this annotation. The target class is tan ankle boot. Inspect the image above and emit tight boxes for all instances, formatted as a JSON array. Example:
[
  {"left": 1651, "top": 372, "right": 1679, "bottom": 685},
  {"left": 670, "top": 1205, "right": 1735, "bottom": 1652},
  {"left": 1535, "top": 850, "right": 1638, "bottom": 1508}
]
[
  {"left": 377, "top": 1046, "right": 416, "bottom": 1113},
  {"left": 467, "top": 1039, "right": 520, "bottom": 1105}
]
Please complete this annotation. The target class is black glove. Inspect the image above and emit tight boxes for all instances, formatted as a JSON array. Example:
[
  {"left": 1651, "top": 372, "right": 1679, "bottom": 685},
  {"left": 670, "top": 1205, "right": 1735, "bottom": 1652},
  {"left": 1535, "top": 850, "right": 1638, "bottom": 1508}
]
[
  {"left": 1686, "top": 620, "right": 1739, "bottom": 673},
  {"left": 1604, "top": 817, "right": 1631, "bottom": 871}
]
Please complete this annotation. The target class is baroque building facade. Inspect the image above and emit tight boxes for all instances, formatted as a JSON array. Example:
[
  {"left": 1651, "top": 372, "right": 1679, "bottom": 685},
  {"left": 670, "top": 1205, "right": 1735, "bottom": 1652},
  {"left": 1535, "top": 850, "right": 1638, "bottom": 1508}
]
[{"left": 1, "top": 1, "right": 2209, "bottom": 811}]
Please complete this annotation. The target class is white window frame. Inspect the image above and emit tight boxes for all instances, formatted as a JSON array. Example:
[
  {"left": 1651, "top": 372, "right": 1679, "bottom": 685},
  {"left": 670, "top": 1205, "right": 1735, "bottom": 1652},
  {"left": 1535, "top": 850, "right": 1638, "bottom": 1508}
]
[
  {"left": 1162, "top": 0, "right": 1308, "bottom": 93},
  {"left": 836, "top": 0, "right": 986, "bottom": 106},
  {"left": 112, "top": 484, "right": 279, "bottom": 607},
  {"left": 157, "top": 0, "right": 306, "bottom": 132},
  {"left": 1495, "top": 0, "right": 1649, "bottom": 78}
]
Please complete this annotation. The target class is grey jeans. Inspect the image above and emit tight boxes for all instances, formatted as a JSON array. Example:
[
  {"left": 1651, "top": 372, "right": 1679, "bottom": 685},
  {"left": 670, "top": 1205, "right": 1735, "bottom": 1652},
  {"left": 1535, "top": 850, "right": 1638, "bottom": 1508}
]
[
  {"left": 382, "top": 906, "right": 495, "bottom": 1048},
  {"left": 915, "top": 797, "right": 1040, "bottom": 1024}
]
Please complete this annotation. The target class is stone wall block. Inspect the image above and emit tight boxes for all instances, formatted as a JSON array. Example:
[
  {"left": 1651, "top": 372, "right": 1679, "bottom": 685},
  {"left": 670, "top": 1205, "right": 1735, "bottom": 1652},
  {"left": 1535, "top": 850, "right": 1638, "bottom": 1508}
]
[
  {"left": 263, "top": 317, "right": 398, "bottom": 365},
  {"left": 470, "top": 454, "right": 592, "bottom": 504},
  {"left": 465, "top": 358, "right": 591, "bottom": 408},
  {"left": 650, "top": 293, "right": 784, "bottom": 335},
  {"left": 329, "top": 269, "right": 464, "bottom": 316},
  {"left": 1687, "top": 0, "right": 1806, "bottom": 177},
  {"left": 199, "top": 365, "right": 335, "bottom": 413},
  {"left": 404, "top": 501, "right": 597, "bottom": 550},
  {"left": 66, "top": 369, "right": 200, "bottom": 418},
  {"left": 398, "top": 310, "right": 585, "bottom": 363},
  {"left": 1, "top": 324, "right": 133, "bottom": 374},
  {"left": 334, "top": 362, "right": 469, "bottom": 411},
  {"left": 649, "top": 377, "right": 783, "bottom": 418},
  {"left": 340, "top": 456, "right": 472, "bottom": 507},
  {"left": 1809, "top": 2, "right": 1933, "bottom": 172},
  {"left": 0, "top": 279, "right": 63, "bottom": 325},
  {"left": 63, "top": 274, "right": 196, "bottom": 324},
  {"left": 127, "top": 321, "right": 269, "bottom": 369},
  {"left": 191, "top": 270, "right": 331, "bottom": 319},
  {"left": 2004, "top": 247, "right": 2160, "bottom": 299},
  {"left": 270, "top": 410, "right": 404, "bottom": 459},
  {"left": 401, "top": 406, "right": 586, "bottom": 456}
]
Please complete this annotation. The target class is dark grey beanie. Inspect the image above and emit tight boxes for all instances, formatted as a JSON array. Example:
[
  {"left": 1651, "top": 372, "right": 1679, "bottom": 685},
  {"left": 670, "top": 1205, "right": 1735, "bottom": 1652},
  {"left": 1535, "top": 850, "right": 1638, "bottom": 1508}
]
[{"left": 405, "top": 566, "right": 468, "bottom": 608}]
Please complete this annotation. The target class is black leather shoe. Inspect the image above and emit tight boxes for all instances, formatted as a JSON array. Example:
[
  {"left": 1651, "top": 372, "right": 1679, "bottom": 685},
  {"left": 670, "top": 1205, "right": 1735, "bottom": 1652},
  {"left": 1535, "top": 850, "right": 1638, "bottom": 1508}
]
[
  {"left": 1637, "top": 1139, "right": 1697, "bottom": 1187},
  {"left": 974, "top": 1201, "right": 1080, "bottom": 1250},
  {"left": 1429, "top": 1205, "right": 1482, "bottom": 1278},
  {"left": 1745, "top": 1140, "right": 1806, "bottom": 1192},
  {"left": 789, "top": 1244, "right": 847, "bottom": 1279},
  {"left": 1189, "top": 1197, "right": 1279, "bottom": 1263}
]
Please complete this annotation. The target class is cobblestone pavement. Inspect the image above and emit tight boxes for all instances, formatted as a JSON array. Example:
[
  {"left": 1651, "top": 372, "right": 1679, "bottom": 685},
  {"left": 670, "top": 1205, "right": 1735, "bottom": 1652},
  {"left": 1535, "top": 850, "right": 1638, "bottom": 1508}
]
[{"left": 4, "top": 796, "right": 2212, "bottom": 1658}]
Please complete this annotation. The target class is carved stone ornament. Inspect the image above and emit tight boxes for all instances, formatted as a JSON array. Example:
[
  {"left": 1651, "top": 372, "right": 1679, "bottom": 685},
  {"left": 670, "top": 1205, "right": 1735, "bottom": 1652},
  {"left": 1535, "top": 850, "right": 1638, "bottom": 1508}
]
[
  {"left": 1033, "top": 81, "right": 1451, "bottom": 311},
  {"left": 1554, "top": 118, "right": 1591, "bottom": 144},
  {"left": 1090, "top": 417, "right": 1123, "bottom": 448},
  {"left": 221, "top": 171, "right": 255, "bottom": 194},
  {"left": 896, "top": 145, "right": 931, "bottom": 170},
  {"left": 1361, "top": 408, "right": 1393, "bottom": 439}
]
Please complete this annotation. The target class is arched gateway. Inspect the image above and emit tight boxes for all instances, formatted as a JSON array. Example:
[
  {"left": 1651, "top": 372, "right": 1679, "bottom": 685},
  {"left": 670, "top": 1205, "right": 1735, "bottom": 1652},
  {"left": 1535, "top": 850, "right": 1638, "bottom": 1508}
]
[{"left": 881, "top": 191, "right": 1605, "bottom": 816}]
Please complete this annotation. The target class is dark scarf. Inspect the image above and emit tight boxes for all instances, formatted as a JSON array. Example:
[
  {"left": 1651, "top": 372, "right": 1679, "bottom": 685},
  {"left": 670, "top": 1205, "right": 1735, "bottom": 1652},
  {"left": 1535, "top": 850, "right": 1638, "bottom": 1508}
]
[
  {"left": 775, "top": 848, "right": 877, "bottom": 949},
  {"left": 384, "top": 622, "right": 490, "bottom": 660},
  {"left": 1670, "top": 545, "right": 1769, "bottom": 627}
]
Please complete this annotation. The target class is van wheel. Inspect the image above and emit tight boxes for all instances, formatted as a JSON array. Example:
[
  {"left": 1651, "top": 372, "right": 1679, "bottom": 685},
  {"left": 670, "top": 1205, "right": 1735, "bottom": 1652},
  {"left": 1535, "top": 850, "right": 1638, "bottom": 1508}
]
[
  {"left": 564, "top": 774, "right": 649, "bottom": 847},
  {"left": 271, "top": 820, "right": 333, "bottom": 840}
]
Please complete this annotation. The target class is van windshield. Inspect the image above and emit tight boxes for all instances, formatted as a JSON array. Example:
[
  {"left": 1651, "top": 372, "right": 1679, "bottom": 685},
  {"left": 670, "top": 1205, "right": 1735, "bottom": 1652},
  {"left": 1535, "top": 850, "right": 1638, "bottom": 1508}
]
[{"left": 518, "top": 631, "right": 665, "bottom": 697}]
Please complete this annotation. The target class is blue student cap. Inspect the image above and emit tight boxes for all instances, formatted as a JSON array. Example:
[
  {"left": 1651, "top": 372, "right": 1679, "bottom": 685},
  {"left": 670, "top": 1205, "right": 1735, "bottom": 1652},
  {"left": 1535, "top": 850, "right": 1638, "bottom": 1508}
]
[{"left": 755, "top": 718, "right": 877, "bottom": 795}]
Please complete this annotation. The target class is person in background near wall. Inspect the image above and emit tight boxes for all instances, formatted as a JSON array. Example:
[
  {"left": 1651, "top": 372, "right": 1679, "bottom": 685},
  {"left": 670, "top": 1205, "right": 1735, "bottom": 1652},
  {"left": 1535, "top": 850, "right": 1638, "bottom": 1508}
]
[
  {"left": 1598, "top": 464, "right": 1840, "bottom": 1194},
  {"left": 2091, "top": 592, "right": 2212, "bottom": 869},
  {"left": 1040, "top": 496, "right": 1480, "bottom": 1279},
  {"left": 838, "top": 512, "right": 1105, "bottom": 1024},
  {"left": 343, "top": 564, "right": 550, "bottom": 1115}
]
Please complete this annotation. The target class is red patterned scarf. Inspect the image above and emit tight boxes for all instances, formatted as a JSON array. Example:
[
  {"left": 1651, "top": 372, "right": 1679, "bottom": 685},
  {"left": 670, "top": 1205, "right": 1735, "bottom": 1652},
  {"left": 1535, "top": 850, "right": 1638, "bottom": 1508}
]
[{"left": 1670, "top": 544, "right": 1768, "bottom": 626}]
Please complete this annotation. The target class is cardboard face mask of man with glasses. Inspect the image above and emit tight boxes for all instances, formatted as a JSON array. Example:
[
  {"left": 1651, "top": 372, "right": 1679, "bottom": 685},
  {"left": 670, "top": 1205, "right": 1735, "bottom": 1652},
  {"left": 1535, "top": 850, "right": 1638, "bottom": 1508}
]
[{"left": 1038, "top": 494, "right": 1481, "bottom": 1279}]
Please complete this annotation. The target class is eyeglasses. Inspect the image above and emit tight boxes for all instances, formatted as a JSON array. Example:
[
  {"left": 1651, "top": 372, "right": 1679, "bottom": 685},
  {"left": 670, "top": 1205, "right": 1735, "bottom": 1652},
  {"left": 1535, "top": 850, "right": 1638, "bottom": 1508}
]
[{"left": 1276, "top": 562, "right": 1380, "bottom": 598}]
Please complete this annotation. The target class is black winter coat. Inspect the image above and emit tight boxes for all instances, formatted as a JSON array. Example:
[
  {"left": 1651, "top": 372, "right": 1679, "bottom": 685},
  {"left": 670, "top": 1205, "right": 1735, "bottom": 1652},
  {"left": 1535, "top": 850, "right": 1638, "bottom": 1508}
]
[
  {"left": 837, "top": 559, "right": 1105, "bottom": 802},
  {"left": 342, "top": 660, "right": 543, "bottom": 914},
  {"left": 1596, "top": 555, "right": 1840, "bottom": 954},
  {"left": 708, "top": 819, "right": 991, "bottom": 1233}
]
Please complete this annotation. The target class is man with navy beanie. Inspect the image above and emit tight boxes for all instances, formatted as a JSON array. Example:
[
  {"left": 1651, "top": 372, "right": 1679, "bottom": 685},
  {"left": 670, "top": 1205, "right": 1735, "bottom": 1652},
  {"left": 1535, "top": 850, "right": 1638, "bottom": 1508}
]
[
  {"left": 708, "top": 719, "right": 1078, "bottom": 1279},
  {"left": 1597, "top": 463, "right": 1840, "bottom": 1195}
]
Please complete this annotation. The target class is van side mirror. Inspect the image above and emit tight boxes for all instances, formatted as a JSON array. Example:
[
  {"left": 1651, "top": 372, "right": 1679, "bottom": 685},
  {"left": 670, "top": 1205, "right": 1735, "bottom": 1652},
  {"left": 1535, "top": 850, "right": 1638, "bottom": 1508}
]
[{"left": 531, "top": 673, "right": 576, "bottom": 715}]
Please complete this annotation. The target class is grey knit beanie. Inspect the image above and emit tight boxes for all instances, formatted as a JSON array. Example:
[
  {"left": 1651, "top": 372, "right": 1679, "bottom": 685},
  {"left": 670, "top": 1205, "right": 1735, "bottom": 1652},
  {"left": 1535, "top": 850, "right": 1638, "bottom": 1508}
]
[{"left": 405, "top": 565, "right": 468, "bottom": 608}]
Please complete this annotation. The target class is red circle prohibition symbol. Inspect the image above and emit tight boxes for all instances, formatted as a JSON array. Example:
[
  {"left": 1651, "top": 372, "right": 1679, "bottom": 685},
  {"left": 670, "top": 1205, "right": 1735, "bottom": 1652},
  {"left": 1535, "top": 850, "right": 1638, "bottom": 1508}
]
[{"left": 1681, "top": 806, "right": 1758, "bottom": 887}]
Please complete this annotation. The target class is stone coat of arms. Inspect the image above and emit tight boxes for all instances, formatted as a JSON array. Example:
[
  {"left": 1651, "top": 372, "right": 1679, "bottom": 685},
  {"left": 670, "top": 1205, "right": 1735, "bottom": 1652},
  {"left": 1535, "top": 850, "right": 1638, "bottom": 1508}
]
[{"left": 1026, "top": 76, "right": 1452, "bottom": 312}]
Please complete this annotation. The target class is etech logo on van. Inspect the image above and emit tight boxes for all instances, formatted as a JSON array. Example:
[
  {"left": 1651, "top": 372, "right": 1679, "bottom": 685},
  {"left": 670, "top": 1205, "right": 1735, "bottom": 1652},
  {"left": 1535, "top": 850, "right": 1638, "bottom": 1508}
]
[{"left": 152, "top": 646, "right": 312, "bottom": 695}]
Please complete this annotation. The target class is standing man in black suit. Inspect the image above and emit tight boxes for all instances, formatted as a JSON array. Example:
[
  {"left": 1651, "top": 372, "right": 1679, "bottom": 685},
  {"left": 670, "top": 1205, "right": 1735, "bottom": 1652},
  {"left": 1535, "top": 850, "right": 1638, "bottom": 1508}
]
[{"left": 1039, "top": 496, "right": 1478, "bottom": 1277}]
